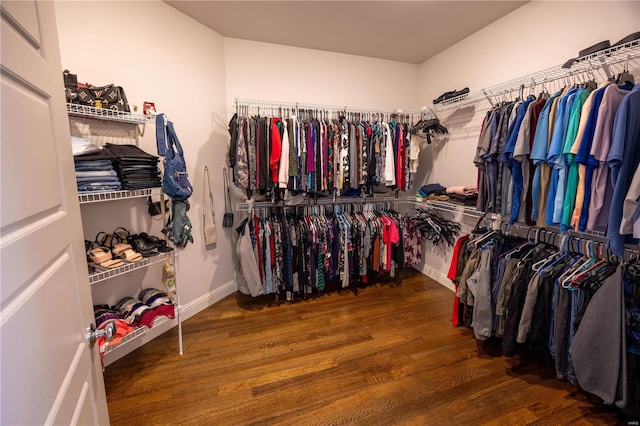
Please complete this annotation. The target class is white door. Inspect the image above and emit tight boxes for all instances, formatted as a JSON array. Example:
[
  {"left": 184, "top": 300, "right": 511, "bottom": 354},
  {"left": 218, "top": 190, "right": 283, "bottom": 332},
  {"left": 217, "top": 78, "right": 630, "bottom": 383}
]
[{"left": 0, "top": 1, "right": 110, "bottom": 425}]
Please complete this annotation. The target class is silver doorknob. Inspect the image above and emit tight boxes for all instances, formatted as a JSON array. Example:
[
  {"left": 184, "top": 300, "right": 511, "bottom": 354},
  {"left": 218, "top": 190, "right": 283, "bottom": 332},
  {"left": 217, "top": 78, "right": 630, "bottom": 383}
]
[{"left": 87, "top": 321, "right": 116, "bottom": 348}]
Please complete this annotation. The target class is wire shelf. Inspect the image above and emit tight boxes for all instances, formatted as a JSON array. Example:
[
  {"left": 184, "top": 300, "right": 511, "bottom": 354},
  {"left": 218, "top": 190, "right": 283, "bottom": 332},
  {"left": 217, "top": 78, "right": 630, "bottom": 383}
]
[
  {"left": 89, "top": 251, "right": 173, "bottom": 285},
  {"left": 103, "top": 314, "right": 174, "bottom": 355},
  {"left": 235, "top": 194, "right": 413, "bottom": 212},
  {"left": 434, "top": 38, "right": 640, "bottom": 112},
  {"left": 67, "top": 103, "right": 153, "bottom": 125},
  {"left": 78, "top": 187, "right": 162, "bottom": 204},
  {"left": 422, "top": 199, "right": 484, "bottom": 217},
  {"left": 233, "top": 97, "right": 406, "bottom": 115}
]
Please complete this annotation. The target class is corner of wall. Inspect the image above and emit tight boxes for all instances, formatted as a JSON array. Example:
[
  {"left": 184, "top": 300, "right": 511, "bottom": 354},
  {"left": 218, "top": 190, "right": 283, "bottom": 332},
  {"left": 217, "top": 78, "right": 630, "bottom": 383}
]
[{"left": 180, "top": 279, "right": 237, "bottom": 322}]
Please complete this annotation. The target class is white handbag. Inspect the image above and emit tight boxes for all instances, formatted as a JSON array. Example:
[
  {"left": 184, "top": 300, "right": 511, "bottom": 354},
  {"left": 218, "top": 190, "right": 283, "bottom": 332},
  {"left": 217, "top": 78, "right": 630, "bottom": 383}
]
[{"left": 203, "top": 166, "right": 217, "bottom": 246}]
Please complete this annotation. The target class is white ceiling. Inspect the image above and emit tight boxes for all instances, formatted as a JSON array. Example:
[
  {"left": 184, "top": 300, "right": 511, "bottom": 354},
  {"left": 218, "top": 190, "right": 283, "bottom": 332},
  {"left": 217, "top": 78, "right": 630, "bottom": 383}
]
[{"left": 165, "top": 1, "right": 528, "bottom": 65}]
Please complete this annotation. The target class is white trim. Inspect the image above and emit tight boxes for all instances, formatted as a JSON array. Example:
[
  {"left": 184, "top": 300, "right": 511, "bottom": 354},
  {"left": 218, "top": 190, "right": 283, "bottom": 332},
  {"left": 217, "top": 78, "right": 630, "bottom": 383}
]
[
  {"left": 103, "top": 280, "right": 237, "bottom": 367},
  {"left": 414, "top": 264, "right": 455, "bottom": 292},
  {"left": 179, "top": 279, "right": 237, "bottom": 321}
]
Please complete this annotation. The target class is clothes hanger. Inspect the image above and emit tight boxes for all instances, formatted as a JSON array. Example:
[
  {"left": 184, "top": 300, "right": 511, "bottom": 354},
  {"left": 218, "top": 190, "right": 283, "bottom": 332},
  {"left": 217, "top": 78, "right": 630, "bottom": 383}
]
[
  {"left": 469, "top": 227, "right": 500, "bottom": 250},
  {"left": 562, "top": 239, "right": 596, "bottom": 288},
  {"left": 615, "top": 56, "right": 635, "bottom": 86},
  {"left": 499, "top": 227, "right": 534, "bottom": 259},
  {"left": 531, "top": 233, "right": 568, "bottom": 272},
  {"left": 570, "top": 241, "right": 606, "bottom": 287}
]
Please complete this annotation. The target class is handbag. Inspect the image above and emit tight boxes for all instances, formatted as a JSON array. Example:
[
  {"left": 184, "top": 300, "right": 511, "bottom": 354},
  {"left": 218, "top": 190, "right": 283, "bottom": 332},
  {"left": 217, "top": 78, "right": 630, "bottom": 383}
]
[
  {"left": 157, "top": 114, "right": 193, "bottom": 200},
  {"left": 147, "top": 196, "right": 169, "bottom": 217},
  {"left": 202, "top": 166, "right": 217, "bottom": 245},
  {"left": 222, "top": 167, "right": 234, "bottom": 228},
  {"left": 77, "top": 84, "right": 130, "bottom": 112}
]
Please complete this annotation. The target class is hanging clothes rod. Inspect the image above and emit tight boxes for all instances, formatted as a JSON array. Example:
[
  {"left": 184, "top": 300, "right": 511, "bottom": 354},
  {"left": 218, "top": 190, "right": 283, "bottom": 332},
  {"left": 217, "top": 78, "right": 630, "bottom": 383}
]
[
  {"left": 236, "top": 195, "right": 412, "bottom": 212},
  {"left": 233, "top": 97, "right": 423, "bottom": 117},
  {"left": 434, "top": 38, "right": 640, "bottom": 112},
  {"left": 423, "top": 199, "right": 640, "bottom": 257}
]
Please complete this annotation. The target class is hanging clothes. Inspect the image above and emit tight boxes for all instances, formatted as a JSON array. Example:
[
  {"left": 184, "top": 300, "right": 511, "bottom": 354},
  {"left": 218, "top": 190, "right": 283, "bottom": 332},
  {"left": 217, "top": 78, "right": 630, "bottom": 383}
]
[
  {"left": 606, "top": 84, "right": 640, "bottom": 256},
  {"left": 448, "top": 227, "right": 636, "bottom": 410},
  {"left": 235, "top": 206, "right": 429, "bottom": 298},
  {"left": 228, "top": 111, "right": 416, "bottom": 197},
  {"left": 473, "top": 81, "right": 639, "bottom": 239}
]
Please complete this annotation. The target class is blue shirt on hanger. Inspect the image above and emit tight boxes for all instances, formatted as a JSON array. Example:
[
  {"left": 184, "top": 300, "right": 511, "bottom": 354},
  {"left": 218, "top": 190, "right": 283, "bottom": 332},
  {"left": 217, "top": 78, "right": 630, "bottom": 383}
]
[
  {"left": 574, "top": 85, "right": 609, "bottom": 231},
  {"left": 545, "top": 88, "right": 578, "bottom": 225},
  {"left": 530, "top": 92, "right": 561, "bottom": 221},
  {"left": 606, "top": 84, "right": 640, "bottom": 255}
]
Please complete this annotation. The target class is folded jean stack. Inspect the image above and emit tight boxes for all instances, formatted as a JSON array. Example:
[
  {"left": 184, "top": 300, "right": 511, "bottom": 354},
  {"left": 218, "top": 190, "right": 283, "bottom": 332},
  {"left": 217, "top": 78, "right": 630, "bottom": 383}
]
[
  {"left": 105, "top": 143, "right": 161, "bottom": 190},
  {"left": 75, "top": 148, "right": 122, "bottom": 192},
  {"left": 73, "top": 143, "right": 161, "bottom": 193}
]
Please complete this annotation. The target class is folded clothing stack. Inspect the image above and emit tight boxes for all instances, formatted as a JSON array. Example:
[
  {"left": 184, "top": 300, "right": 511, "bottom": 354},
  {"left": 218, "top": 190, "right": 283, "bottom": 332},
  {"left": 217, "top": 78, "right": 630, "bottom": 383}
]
[
  {"left": 446, "top": 185, "right": 478, "bottom": 206},
  {"left": 446, "top": 185, "right": 478, "bottom": 196},
  {"left": 105, "top": 143, "right": 161, "bottom": 190},
  {"left": 93, "top": 289, "right": 175, "bottom": 363},
  {"left": 418, "top": 183, "right": 447, "bottom": 198},
  {"left": 418, "top": 183, "right": 479, "bottom": 206},
  {"left": 139, "top": 288, "right": 175, "bottom": 319},
  {"left": 93, "top": 304, "right": 135, "bottom": 363},
  {"left": 74, "top": 148, "right": 122, "bottom": 192},
  {"left": 112, "top": 288, "right": 176, "bottom": 329}
]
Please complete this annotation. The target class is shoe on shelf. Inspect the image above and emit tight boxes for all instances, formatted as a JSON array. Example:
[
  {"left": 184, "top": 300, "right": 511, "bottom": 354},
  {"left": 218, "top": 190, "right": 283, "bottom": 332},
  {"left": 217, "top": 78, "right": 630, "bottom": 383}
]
[
  {"left": 138, "top": 232, "right": 173, "bottom": 253},
  {"left": 126, "top": 233, "right": 159, "bottom": 258},
  {"left": 433, "top": 87, "right": 470, "bottom": 104},
  {"left": 98, "top": 228, "right": 142, "bottom": 263},
  {"left": 433, "top": 90, "right": 457, "bottom": 104},
  {"left": 578, "top": 40, "right": 610, "bottom": 57},
  {"left": 612, "top": 31, "right": 640, "bottom": 48},
  {"left": 112, "top": 242, "right": 143, "bottom": 262},
  {"left": 87, "top": 244, "right": 124, "bottom": 269}
]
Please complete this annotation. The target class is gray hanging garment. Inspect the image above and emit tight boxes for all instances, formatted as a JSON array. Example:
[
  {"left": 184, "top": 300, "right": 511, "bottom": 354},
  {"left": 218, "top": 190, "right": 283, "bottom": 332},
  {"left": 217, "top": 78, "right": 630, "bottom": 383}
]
[{"left": 235, "top": 217, "right": 263, "bottom": 297}]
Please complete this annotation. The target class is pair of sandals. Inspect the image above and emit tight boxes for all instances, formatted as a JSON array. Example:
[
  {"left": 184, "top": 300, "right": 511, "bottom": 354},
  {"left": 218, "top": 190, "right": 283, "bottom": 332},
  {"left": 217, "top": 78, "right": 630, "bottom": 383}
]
[
  {"left": 86, "top": 228, "right": 142, "bottom": 270},
  {"left": 103, "top": 228, "right": 144, "bottom": 263},
  {"left": 86, "top": 244, "right": 126, "bottom": 270},
  {"left": 86, "top": 228, "right": 173, "bottom": 271}
]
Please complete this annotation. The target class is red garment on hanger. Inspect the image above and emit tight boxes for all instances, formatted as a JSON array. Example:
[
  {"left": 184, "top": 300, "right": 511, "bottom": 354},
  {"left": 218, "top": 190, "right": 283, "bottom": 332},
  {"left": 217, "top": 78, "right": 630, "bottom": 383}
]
[
  {"left": 448, "top": 235, "right": 469, "bottom": 327},
  {"left": 270, "top": 118, "right": 282, "bottom": 183}
]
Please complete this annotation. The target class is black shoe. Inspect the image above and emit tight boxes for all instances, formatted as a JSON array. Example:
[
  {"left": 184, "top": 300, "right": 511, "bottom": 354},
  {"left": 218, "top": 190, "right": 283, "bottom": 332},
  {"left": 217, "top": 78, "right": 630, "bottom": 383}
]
[
  {"left": 562, "top": 58, "right": 576, "bottom": 69},
  {"left": 443, "top": 87, "right": 469, "bottom": 102},
  {"left": 578, "top": 40, "right": 610, "bottom": 57},
  {"left": 452, "top": 87, "right": 469, "bottom": 99},
  {"left": 433, "top": 90, "right": 456, "bottom": 104},
  {"left": 612, "top": 31, "right": 640, "bottom": 47}
]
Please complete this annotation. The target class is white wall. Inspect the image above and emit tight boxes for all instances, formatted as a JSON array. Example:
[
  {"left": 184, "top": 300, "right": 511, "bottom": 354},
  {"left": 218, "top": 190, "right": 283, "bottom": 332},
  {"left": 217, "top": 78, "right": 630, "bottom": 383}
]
[
  {"left": 223, "top": 38, "right": 422, "bottom": 254},
  {"left": 416, "top": 0, "right": 640, "bottom": 189},
  {"left": 224, "top": 37, "right": 421, "bottom": 112},
  {"left": 54, "top": 1, "right": 234, "bottom": 323},
  {"left": 413, "top": 0, "right": 640, "bottom": 285}
]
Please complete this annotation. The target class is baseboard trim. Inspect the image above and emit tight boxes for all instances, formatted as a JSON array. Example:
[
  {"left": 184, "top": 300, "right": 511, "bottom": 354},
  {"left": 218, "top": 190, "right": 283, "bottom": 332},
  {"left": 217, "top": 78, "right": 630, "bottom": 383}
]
[
  {"left": 414, "top": 264, "right": 455, "bottom": 292},
  {"left": 103, "top": 280, "right": 237, "bottom": 366},
  {"left": 179, "top": 279, "right": 237, "bottom": 321}
]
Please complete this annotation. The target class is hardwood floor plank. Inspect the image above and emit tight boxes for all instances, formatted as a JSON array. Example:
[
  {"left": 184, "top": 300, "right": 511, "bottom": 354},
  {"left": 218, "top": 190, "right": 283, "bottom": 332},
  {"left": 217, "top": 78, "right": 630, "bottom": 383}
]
[{"left": 104, "top": 269, "right": 628, "bottom": 425}]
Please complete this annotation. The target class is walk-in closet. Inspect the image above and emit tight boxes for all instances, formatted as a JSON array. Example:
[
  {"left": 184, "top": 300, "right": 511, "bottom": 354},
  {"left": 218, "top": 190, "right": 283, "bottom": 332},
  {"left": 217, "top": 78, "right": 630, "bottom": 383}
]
[{"left": 1, "top": 1, "right": 640, "bottom": 424}]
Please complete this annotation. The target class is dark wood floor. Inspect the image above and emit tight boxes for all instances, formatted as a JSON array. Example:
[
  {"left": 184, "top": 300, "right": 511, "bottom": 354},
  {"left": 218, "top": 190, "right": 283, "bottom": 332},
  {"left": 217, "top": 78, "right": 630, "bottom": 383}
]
[{"left": 104, "top": 269, "right": 627, "bottom": 425}]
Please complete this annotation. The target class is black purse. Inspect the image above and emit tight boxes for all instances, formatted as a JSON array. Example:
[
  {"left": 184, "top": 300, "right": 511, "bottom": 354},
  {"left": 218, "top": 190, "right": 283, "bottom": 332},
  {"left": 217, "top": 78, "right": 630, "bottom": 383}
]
[
  {"left": 222, "top": 167, "right": 234, "bottom": 228},
  {"left": 77, "top": 84, "right": 130, "bottom": 112},
  {"left": 147, "top": 196, "right": 169, "bottom": 217}
]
